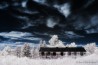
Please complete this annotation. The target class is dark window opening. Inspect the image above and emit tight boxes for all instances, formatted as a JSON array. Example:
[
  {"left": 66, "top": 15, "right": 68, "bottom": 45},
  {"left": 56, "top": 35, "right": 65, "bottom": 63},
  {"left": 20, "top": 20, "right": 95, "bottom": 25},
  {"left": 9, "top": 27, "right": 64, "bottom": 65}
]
[
  {"left": 53, "top": 52, "right": 56, "bottom": 56},
  {"left": 61, "top": 52, "right": 64, "bottom": 56},
  {"left": 41, "top": 52, "right": 45, "bottom": 56}
]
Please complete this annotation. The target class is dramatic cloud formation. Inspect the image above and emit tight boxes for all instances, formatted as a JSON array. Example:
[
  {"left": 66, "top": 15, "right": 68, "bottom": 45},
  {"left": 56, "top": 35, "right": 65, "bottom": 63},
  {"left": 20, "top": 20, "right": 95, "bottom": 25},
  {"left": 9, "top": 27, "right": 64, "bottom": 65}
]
[{"left": 0, "top": 0, "right": 98, "bottom": 40}]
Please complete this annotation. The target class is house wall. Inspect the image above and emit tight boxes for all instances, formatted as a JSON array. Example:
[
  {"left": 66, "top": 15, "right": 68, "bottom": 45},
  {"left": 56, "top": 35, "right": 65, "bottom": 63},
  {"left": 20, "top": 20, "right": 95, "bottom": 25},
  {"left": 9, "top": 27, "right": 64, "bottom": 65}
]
[{"left": 39, "top": 51, "right": 86, "bottom": 59}]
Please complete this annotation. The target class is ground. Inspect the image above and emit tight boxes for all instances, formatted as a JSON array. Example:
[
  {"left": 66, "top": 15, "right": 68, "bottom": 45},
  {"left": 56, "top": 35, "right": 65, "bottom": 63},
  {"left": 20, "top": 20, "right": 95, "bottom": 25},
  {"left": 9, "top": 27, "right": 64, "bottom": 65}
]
[{"left": 0, "top": 53, "right": 98, "bottom": 65}]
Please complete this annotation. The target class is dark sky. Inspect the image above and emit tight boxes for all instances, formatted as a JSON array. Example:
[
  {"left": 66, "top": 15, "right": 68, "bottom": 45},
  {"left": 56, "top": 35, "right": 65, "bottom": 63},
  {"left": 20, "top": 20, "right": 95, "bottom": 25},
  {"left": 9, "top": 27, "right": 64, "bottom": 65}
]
[{"left": 0, "top": 0, "right": 98, "bottom": 43}]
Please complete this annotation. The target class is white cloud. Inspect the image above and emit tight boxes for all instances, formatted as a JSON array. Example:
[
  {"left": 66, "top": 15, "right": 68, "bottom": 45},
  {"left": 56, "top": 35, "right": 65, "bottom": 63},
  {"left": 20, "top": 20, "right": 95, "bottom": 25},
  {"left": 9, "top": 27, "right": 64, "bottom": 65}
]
[
  {"left": 21, "top": 1, "right": 27, "bottom": 7},
  {"left": 0, "top": 31, "right": 41, "bottom": 49},
  {"left": 46, "top": 18, "right": 58, "bottom": 28},
  {"left": 0, "top": 31, "right": 32, "bottom": 38},
  {"left": 54, "top": 3, "right": 71, "bottom": 17},
  {"left": 65, "top": 31, "right": 84, "bottom": 38},
  {"left": 33, "top": 0, "right": 46, "bottom": 4},
  {"left": 60, "top": 3, "right": 70, "bottom": 17},
  {"left": 0, "top": 41, "right": 39, "bottom": 50},
  {"left": 86, "top": 29, "right": 98, "bottom": 34}
]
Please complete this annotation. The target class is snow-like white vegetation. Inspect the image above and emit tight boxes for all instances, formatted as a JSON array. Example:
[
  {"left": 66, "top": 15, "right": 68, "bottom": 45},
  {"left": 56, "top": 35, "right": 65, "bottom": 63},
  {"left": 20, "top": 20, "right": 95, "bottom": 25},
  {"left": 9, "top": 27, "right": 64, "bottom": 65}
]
[
  {"left": 0, "top": 43, "right": 97, "bottom": 65},
  {"left": 0, "top": 51, "right": 98, "bottom": 65},
  {"left": 0, "top": 34, "right": 97, "bottom": 65},
  {"left": 48, "top": 35, "right": 65, "bottom": 47},
  {"left": 66, "top": 42, "right": 77, "bottom": 47},
  {"left": 84, "top": 42, "right": 97, "bottom": 54},
  {"left": 75, "top": 53, "right": 98, "bottom": 65},
  {"left": 1, "top": 46, "right": 12, "bottom": 56},
  {"left": 0, "top": 55, "right": 75, "bottom": 65}
]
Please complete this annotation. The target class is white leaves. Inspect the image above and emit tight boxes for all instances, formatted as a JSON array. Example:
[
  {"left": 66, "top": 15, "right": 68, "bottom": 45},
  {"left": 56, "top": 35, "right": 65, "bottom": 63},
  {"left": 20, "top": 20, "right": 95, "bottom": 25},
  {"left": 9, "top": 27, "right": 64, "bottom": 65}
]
[
  {"left": 49, "top": 35, "right": 58, "bottom": 46},
  {"left": 48, "top": 35, "right": 65, "bottom": 47},
  {"left": 66, "top": 42, "right": 77, "bottom": 47},
  {"left": 39, "top": 40, "right": 47, "bottom": 47},
  {"left": 21, "top": 43, "right": 31, "bottom": 57},
  {"left": 84, "top": 42, "right": 97, "bottom": 54},
  {"left": 94, "top": 47, "right": 98, "bottom": 55},
  {"left": 15, "top": 46, "right": 21, "bottom": 57},
  {"left": 0, "top": 53, "right": 98, "bottom": 65},
  {"left": 1, "top": 46, "right": 11, "bottom": 56}
]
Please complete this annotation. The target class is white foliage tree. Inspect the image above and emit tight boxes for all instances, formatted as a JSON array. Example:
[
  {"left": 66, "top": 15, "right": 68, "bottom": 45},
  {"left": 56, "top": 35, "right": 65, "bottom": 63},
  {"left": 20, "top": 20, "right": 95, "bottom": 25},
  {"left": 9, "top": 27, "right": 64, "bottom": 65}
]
[
  {"left": 55, "top": 40, "right": 65, "bottom": 47},
  {"left": 1, "top": 46, "right": 12, "bottom": 56},
  {"left": 42, "top": 40, "right": 47, "bottom": 47},
  {"left": 30, "top": 48, "right": 34, "bottom": 58},
  {"left": 49, "top": 35, "right": 65, "bottom": 47},
  {"left": 15, "top": 46, "right": 21, "bottom": 57},
  {"left": 32, "top": 47, "right": 39, "bottom": 58},
  {"left": 38, "top": 40, "right": 43, "bottom": 48},
  {"left": 39, "top": 40, "right": 47, "bottom": 47},
  {"left": 94, "top": 47, "right": 98, "bottom": 55},
  {"left": 84, "top": 42, "right": 97, "bottom": 54},
  {"left": 21, "top": 43, "right": 31, "bottom": 57},
  {"left": 49, "top": 35, "right": 59, "bottom": 46},
  {"left": 67, "top": 42, "right": 77, "bottom": 47}
]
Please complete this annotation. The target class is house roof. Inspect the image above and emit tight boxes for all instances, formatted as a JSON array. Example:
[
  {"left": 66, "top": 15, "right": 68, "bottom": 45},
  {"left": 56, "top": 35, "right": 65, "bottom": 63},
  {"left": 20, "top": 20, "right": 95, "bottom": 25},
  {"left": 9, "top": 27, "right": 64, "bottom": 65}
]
[{"left": 39, "top": 47, "right": 86, "bottom": 52}]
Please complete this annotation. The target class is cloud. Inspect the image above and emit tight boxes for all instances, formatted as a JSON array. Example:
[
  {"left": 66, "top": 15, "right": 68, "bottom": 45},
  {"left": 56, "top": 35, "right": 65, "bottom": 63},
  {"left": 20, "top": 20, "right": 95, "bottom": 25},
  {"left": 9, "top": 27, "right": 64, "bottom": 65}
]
[
  {"left": 86, "top": 29, "right": 98, "bottom": 34},
  {"left": 46, "top": 17, "right": 58, "bottom": 28},
  {"left": 54, "top": 3, "right": 71, "bottom": 17},
  {"left": 0, "top": 2, "right": 9, "bottom": 9},
  {"left": 85, "top": 15, "right": 98, "bottom": 34},
  {"left": 91, "top": 15, "right": 98, "bottom": 26},
  {"left": 0, "top": 41, "right": 39, "bottom": 50},
  {"left": 0, "top": 31, "right": 32, "bottom": 38},
  {"left": 21, "top": 1, "right": 27, "bottom": 8},
  {"left": 60, "top": 3, "right": 71, "bottom": 17},
  {"left": 33, "top": 0, "right": 46, "bottom": 4},
  {"left": 65, "top": 31, "right": 84, "bottom": 38},
  {"left": 83, "top": 0, "right": 95, "bottom": 8}
]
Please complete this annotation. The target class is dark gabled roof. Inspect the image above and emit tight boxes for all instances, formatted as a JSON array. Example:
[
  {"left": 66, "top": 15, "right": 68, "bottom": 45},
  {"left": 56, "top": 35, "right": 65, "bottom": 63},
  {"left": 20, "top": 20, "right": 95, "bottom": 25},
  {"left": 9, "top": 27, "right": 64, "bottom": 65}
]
[{"left": 39, "top": 47, "right": 86, "bottom": 52}]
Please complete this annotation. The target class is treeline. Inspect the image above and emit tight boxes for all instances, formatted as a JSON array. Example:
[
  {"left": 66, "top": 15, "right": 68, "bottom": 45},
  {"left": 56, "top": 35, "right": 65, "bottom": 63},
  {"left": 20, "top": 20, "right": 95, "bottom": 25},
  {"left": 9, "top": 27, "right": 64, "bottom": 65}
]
[{"left": 0, "top": 40, "right": 47, "bottom": 58}]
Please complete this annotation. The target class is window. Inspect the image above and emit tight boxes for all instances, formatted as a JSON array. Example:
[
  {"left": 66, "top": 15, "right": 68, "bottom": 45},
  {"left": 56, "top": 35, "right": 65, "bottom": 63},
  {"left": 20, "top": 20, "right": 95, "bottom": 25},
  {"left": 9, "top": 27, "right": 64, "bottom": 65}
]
[
  {"left": 61, "top": 52, "right": 64, "bottom": 56},
  {"left": 52, "top": 52, "right": 56, "bottom": 56},
  {"left": 41, "top": 52, "right": 45, "bottom": 56}
]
